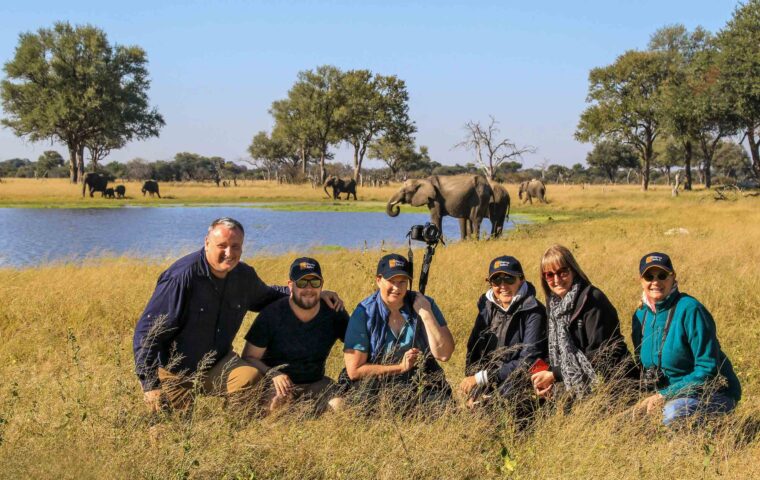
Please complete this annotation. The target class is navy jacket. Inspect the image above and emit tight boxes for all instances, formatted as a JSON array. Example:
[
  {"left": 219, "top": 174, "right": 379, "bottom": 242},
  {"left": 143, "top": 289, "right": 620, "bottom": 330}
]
[
  {"left": 465, "top": 282, "right": 547, "bottom": 393},
  {"left": 133, "top": 248, "right": 287, "bottom": 391}
]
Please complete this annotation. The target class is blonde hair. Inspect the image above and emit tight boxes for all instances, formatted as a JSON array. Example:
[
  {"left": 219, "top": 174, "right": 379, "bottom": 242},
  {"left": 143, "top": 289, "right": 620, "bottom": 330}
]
[{"left": 539, "top": 244, "right": 591, "bottom": 301}]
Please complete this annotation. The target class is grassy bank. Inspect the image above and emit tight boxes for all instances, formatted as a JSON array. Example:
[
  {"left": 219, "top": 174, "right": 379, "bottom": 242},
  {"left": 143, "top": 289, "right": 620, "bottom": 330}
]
[{"left": 0, "top": 186, "right": 759, "bottom": 478}]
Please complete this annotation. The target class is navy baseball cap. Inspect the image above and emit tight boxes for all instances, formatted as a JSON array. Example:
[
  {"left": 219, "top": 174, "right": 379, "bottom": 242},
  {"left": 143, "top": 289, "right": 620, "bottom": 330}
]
[
  {"left": 639, "top": 252, "right": 674, "bottom": 275},
  {"left": 289, "top": 257, "right": 322, "bottom": 281},
  {"left": 488, "top": 255, "right": 524, "bottom": 278},
  {"left": 377, "top": 253, "right": 413, "bottom": 279}
]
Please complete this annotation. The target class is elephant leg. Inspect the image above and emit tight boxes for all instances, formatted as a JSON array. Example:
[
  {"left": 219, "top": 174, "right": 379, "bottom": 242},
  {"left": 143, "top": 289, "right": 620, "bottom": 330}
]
[{"left": 458, "top": 217, "right": 469, "bottom": 240}]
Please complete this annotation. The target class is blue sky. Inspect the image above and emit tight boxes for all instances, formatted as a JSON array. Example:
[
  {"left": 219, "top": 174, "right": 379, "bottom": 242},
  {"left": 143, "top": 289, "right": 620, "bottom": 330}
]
[{"left": 0, "top": 1, "right": 740, "bottom": 169}]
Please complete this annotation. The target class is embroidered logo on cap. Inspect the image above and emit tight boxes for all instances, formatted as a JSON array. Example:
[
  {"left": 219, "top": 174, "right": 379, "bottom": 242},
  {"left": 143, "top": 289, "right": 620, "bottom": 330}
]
[
  {"left": 646, "top": 255, "right": 663, "bottom": 264},
  {"left": 299, "top": 261, "right": 316, "bottom": 270},
  {"left": 389, "top": 259, "right": 404, "bottom": 268}
]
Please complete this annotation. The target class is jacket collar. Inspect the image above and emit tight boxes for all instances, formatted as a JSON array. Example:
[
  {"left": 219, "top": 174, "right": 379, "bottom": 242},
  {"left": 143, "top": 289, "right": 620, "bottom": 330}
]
[
  {"left": 485, "top": 281, "right": 539, "bottom": 314},
  {"left": 570, "top": 279, "right": 592, "bottom": 321}
]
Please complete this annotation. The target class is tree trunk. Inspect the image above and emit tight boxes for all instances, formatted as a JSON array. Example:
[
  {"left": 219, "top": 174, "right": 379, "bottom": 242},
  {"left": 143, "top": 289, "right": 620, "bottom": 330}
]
[
  {"left": 683, "top": 140, "right": 693, "bottom": 190},
  {"left": 747, "top": 127, "right": 760, "bottom": 180},
  {"left": 319, "top": 153, "right": 326, "bottom": 183},
  {"left": 300, "top": 146, "right": 306, "bottom": 175},
  {"left": 68, "top": 145, "right": 78, "bottom": 183},
  {"left": 76, "top": 146, "right": 86, "bottom": 184}
]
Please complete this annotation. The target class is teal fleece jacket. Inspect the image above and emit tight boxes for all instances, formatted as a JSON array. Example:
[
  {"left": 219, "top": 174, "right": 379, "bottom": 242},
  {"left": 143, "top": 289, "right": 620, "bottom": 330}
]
[{"left": 632, "top": 291, "right": 741, "bottom": 401}]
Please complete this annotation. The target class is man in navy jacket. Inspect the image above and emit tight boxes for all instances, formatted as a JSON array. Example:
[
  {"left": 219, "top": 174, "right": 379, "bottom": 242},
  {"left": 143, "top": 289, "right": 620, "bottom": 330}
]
[{"left": 133, "top": 217, "right": 342, "bottom": 411}]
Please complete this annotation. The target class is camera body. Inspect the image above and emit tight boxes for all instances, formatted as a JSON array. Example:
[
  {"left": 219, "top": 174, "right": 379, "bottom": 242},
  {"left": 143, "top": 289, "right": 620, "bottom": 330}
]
[
  {"left": 641, "top": 367, "right": 665, "bottom": 390},
  {"left": 409, "top": 222, "right": 441, "bottom": 244}
]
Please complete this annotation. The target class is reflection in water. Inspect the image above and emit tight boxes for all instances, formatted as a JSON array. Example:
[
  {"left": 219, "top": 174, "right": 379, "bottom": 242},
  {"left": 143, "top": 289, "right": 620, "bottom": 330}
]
[{"left": 0, "top": 206, "right": 521, "bottom": 267}]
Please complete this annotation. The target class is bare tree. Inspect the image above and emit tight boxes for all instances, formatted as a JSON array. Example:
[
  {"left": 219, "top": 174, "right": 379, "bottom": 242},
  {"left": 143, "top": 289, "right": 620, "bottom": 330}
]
[{"left": 453, "top": 116, "right": 535, "bottom": 179}]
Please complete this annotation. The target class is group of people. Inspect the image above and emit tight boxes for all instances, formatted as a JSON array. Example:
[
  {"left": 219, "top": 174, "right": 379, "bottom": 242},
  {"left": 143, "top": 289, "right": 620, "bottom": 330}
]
[{"left": 133, "top": 217, "right": 741, "bottom": 426}]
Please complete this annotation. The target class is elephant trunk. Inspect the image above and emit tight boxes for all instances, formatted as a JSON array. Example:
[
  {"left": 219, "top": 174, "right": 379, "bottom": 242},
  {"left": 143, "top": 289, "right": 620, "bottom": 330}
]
[
  {"left": 323, "top": 184, "right": 331, "bottom": 199},
  {"left": 386, "top": 200, "right": 401, "bottom": 217}
]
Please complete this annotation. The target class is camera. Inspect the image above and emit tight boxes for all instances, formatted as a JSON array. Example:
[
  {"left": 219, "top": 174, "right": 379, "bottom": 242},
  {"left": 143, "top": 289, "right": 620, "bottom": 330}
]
[
  {"left": 641, "top": 367, "right": 665, "bottom": 390},
  {"left": 409, "top": 222, "right": 441, "bottom": 245}
]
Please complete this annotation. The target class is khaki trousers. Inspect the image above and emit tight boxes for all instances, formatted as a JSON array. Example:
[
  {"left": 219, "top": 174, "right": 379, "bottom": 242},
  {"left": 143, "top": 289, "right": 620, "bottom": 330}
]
[{"left": 158, "top": 351, "right": 263, "bottom": 410}]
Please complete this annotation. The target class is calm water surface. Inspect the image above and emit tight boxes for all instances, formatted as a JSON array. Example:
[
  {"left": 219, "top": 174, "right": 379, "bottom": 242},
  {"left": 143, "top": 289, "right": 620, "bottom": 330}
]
[{"left": 0, "top": 206, "right": 522, "bottom": 267}]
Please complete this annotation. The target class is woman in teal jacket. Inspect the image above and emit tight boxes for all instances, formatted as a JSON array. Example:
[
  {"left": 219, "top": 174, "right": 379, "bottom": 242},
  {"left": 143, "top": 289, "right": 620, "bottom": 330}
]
[{"left": 632, "top": 252, "right": 741, "bottom": 425}]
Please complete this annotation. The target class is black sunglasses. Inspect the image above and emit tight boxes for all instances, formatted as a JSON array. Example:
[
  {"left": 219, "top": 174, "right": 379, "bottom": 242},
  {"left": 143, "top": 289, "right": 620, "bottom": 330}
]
[
  {"left": 295, "top": 278, "right": 323, "bottom": 289},
  {"left": 490, "top": 274, "right": 519, "bottom": 286},
  {"left": 642, "top": 271, "right": 671, "bottom": 282}
]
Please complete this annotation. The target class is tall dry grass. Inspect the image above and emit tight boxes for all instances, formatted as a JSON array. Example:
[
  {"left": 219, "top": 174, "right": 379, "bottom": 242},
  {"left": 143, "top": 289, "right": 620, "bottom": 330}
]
[{"left": 0, "top": 185, "right": 759, "bottom": 478}]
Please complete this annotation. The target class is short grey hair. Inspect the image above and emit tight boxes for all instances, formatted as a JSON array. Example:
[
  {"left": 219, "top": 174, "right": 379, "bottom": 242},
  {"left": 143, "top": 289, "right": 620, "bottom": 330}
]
[{"left": 208, "top": 217, "right": 244, "bottom": 235}]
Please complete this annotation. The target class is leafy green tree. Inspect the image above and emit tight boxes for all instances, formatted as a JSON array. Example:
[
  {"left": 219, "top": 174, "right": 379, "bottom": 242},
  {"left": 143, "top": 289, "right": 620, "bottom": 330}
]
[
  {"left": 103, "top": 161, "right": 128, "bottom": 181},
  {"left": 718, "top": 0, "right": 760, "bottom": 179},
  {"left": 713, "top": 140, "right": 751, "bottom": 180},
  {"left": 35, "top": 150, "right": 64, "bottom": 178},
  {"left": 368, "top": 137, "right": 426, "bottom": 177},
  {"left": 1, "top": 22, "right": 164, "bottom": 183},
  {"left": 340, "top": 70, "right": 416, "bottom": 182},
  {"left": 585, "top": 139, "right": 639, "bottom": 183},
  {"left": 270, "top": 65, "right": 344, "bottom": 183},
  {"left": 652, "top": 136, "right": 683, "bottom": 184},
  {"left": 576, "top": 50, "right": 669, "bottom": 190}
]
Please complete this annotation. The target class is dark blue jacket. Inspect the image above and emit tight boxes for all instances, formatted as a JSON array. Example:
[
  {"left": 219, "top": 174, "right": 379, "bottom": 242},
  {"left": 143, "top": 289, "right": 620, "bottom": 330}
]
[
  {"left": 133, "top": 248, "right": 287, "bottom": 391},
  {"left": 465, "top": 282, "right": 547, "bottom": 393}
]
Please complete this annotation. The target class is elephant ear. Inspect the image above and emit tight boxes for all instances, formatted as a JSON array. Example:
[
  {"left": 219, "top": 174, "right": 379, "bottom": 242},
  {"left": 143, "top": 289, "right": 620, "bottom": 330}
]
[{"left": 411, "top": 180, "right": 436, "bottom": 206}]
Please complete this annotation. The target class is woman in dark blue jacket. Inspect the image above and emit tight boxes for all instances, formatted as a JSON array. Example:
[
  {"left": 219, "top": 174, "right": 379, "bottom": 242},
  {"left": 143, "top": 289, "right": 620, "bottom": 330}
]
[{"left": 461, "top": 255, "right": 547, "bottom": 404}]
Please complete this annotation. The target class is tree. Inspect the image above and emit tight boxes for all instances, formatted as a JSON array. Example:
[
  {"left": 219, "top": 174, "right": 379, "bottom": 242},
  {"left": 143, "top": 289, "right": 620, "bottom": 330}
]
[
  {"left": 453, "top": 116, "right": 534, "bottom": 180},
  {"left": 713, "top": 140, "right": 751, "bottom": 180},
  {"left": 368, "top": 137, "right": 424, "bottom": 177},
  {"left": 340, "top": 70, "right": 416, "bottom": 182},
  {"left": 247, "top": 131, "right": 289, "bottom": 181},
  {"left": 35, "top": 150, "right": 64, "bottom": 178},
  {"left": 718, "top": 0, "right": 760, "bottom": 180},
  {"left": 271, "top": 65, "right": 344, "bottom": 183},
  {"left": 585, "top": 139, "right": 639, "bottom": 183},
  {"left": 653, "top": 136, "right": 683, "bottom": 184},
  {"left": 576, "top": 50, "right": 669, "bottom": 190},
  {"left": 1, "top": 22, "right": 164, "bottom": 183},
  {"left": 125, "top": 158, "right": 153, "bottom": 181}
]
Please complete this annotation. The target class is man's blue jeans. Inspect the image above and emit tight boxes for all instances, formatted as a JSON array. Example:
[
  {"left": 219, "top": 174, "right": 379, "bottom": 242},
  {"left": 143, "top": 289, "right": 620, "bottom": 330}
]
[{"left": 662, "top": 392, "right": 737, "bottom": 426}]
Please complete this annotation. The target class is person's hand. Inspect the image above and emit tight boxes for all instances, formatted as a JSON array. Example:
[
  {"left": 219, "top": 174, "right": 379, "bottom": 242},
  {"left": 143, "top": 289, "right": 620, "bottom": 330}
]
[
  {"left": 412, "top": 292, "right": 432, "bottom": 313},
  {"left": 143, "top": 389, "right": 163, "bottom": 412},
  {"left": 459, "top": 375, "right": 478, "bottom": 396},
  {"left": 398, "top": 348, "right": 420, "bottom": 373},
  {"left": 536, "top": 384, "right": 553, "bottom": 399},
  {"left": 634, "top": 393, "right": 665, "bottom": 416},
  {"left": 531, "top": 370, "right": 555, "bottom": 395},
  {"left": 271, "top": 373, "right": 295, "bottom": 398},
  {"left": 320, "top": 290, "right": 344, "bottom": 311}
]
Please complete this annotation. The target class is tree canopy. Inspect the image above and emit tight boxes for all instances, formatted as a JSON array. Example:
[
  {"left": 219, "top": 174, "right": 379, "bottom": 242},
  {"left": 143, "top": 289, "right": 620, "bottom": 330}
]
[{"left": 1, "top": 22, "right": 164, "bottom": 183}]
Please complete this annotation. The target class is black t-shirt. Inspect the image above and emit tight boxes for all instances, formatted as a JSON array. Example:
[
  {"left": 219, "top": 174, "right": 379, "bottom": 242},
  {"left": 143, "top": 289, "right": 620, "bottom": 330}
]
[{"left": 245, "top": 297, "right": 349, "bottom": 384}]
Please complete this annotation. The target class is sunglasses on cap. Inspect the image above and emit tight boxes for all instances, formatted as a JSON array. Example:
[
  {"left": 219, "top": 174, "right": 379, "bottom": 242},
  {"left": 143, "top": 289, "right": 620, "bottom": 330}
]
[
  {"left": 294, "top": 278, "right": 323, "bottom": 289},
  {"left": 543, "top": 267, "right": 571, "bottom": 281},
  {"left": 490, "top": 274, "right": 519, "bottom": 286},
  {"left": 642, "top": 270, "right": 672, "bottom": 282}
]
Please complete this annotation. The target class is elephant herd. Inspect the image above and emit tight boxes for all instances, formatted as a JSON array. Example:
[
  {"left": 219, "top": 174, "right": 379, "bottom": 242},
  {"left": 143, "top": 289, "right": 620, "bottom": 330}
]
[
  {"left": 81, "top": 173, "right": 161, "bottom": 199},
  {"left": 386, "top": 175, "right": 547, "bottom": 240}
]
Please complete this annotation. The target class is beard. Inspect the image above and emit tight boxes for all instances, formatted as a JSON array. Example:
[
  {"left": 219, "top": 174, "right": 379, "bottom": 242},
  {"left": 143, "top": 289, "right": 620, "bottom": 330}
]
[{"left": 292, "top": 291, "right": 320, "bottom": 310}]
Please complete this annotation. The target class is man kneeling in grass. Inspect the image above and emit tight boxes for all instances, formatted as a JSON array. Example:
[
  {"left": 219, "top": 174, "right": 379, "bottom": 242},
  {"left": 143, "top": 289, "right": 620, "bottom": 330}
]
[{"left": 243, "top": 257, "right": 349, "bottom": 413}]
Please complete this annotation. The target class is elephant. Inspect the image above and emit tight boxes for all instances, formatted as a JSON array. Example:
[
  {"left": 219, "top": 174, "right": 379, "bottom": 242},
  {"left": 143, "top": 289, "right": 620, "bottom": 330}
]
[
  {"left": 115, "top": 185, "right": 126, "bottom": 199},
  {"left": 323, "top": 175, "right": 357, "bottom": 200},
  {"left": 487, "top": 180, "right": 511, "bottom": 238},
  {"left": 141, "top": 180, "right": 161, "bottom": 198},
  {"left": 518, "top": 179, "right": 547, "bottom": 204},
  {"left": 82, "top": 172, "right": 108, "bottom": 198},
  {"left": 386, "top": 175, "right": 493, "bottom": 240},
  {"left": 104, "top": 188, "right": 115, "bottom": 199}
]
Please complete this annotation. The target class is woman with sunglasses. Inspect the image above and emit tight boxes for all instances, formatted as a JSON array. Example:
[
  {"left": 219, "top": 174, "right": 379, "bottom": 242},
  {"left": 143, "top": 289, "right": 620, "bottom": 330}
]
[
  {"left": 632, "top": 252, "right": 740, "bottom": 425},
  {"left": 531, "top": 244, "right": 634, "bottom": 399},
  {"left": 461, "top": 255, "right": 547, "bottom": 406}
]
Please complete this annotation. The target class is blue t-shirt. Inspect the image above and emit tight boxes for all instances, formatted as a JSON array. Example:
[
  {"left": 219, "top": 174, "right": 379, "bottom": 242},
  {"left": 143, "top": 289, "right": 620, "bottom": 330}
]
[{"left": 343, "top": 293, "right": 447, "bottom": 363}]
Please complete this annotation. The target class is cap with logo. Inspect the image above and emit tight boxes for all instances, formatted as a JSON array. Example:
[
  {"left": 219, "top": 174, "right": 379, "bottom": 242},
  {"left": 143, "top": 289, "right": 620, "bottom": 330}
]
[
  {"left": 488, "top": 255, "right": 524, "bottom": 278},
  {"left": 377, "top": 253, "right": 413, "bottom": 279},
  {"left": 639, "top": 252, "right": 674, "bottom": 275},
  {"left": 289, "top": 257, "right": 322, "bottom": 281}
]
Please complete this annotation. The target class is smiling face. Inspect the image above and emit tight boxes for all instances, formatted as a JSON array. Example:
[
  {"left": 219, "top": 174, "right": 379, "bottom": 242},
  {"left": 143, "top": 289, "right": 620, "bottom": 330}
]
[
  {"left": 377, "top": 274, "right": 410, "bottom": 308},
  {"left": 204, "top": 225, "right": 244, "bottom": 278},
  {"left": 543, "top": 263, "right": 575, "bottom": 298},
  {"left": 289, "top": 274, "right": 322, "bottom": 310},
  {"left": 640, "top": 267, "right": 675, "bottom": 304},
  {"left": 489, "top": 274, "right": 523, "bottom": 306}
]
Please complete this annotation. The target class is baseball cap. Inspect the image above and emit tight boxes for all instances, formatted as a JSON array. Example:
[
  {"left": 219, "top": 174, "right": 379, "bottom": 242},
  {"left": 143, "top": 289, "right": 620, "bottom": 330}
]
[
  {"left": 488, "top": 255, "right": 524, "bottom": 278},
  {"left": 376, "top": 253, "right": 413, "bottom": 279},
  {"left": 639, "top": 252, "right": 674, "bottom": 275},
  {"left": 289, "top": 257, "right": 322, "bottom": 281}
]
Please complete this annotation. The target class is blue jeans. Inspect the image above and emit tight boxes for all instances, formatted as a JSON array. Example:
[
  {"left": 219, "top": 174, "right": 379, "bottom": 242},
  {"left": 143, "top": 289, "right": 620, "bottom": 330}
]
[{"left": 662, "top": 392, "right": 737, "bottom": 426}]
